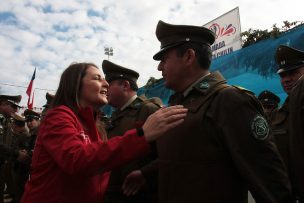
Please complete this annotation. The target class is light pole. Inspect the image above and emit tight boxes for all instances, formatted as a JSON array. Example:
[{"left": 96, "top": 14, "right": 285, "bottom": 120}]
[{"left": 104, "top": 47, "right": 113, "bottom": 60}]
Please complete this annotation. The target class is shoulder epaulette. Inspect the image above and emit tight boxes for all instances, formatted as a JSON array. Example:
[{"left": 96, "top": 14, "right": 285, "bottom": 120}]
[
  {"left": 142, "top": 97, "right": 163, "bottom": 108},
  {"left": 232, "top": 85, "right": 254, "bottom": 95}
]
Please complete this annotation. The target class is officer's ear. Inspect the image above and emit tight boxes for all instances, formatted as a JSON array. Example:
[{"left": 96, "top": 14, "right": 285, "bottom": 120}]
[
  {"left": 122, "top": 80, "right": 131, "bottom": 90},
  {"left": 183, "top": 48, "right": 196, "bottom": 66}
]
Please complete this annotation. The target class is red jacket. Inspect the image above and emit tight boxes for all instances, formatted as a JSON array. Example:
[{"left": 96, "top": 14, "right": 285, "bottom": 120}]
[{"left": 21, "top": 105, "right": 149, "bottom": 203}]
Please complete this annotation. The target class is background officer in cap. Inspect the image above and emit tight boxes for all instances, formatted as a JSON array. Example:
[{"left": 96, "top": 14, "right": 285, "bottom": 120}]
[
  {"left": 102, "top": 60, "right": 161, "bottom": 203},
  {"left": 153, "top": 20, "right": 292, "bottom": 203},
  {"left": 18, "top": 108, "right": 41, "bottom": 201},
  {"left": 0, "top": 95, "right": 28, "bottom": 203},
  {"left": 258, "top": 90, "right": 280, "bottom": 116},
  {"left": 0, "top": 95, "right": 22, "bottom": 146},
  {"left": 277, "top": 46, "right": 304, "bottom": 202},
  {"left": 270, "top": 45, "right": 304, "bottom": 189},
  {"left": 24, "top": 109, "right": 40, "bottom": 157},
  {"left": 8, "top": 114, "right": 30, "bottom": 203}
]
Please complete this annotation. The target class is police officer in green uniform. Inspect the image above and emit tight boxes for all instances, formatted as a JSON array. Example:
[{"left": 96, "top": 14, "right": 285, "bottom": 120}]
[
  {"left": 102, "top": 60, "right": 161, "bottom": 203},
  {"left": 9, "top": 114, "right": 30, "bottom": 203},
  {"left": 276, "top": 46, "right": 304, "bottom": 202},
  {"left": 10, "top": 109, "right": 40, "bottom": 203},
  {"left": 270, "top": 45, "right": 304, "bottom": 184},
  {"left": 0, "top": 95, "right": 22, "bottom": 147},
  {"left": 153, "top": 20, "right": 292, "bottom": 203},
  {"left": 23, "top": 109, "right": 40, "bottom": 157},
  {"left": 0, "top": 95, "right": 28, "bottom": 203},
  {"left": 258, "top": 90, "right": 280, "bottom": 113}
]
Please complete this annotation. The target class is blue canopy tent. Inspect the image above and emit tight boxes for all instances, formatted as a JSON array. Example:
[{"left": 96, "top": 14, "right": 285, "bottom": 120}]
[{"left": 103, "top": 25, "right": 304, "bottom": 115}]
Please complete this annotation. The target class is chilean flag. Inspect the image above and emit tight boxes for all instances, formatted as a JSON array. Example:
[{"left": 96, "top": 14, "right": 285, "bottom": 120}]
[{"left": 26, "top": 68, "right": 36, "bottom": 110}]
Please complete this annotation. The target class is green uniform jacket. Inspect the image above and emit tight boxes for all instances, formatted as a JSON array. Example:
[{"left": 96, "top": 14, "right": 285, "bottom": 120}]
[
  {"left": 157, "top": 71, "right": 292, "bottom": 203},
  {"left": 105, "top": 95, "right": 161, "bottom": 202},
  {"left": 270, "top": 99, "right": 290, "bottom": 175},
  {"left": 289, "top": 76, "right": 304, "bottom": 201},
  {"left": 0, "top": 115, "right": 18, "bottom": 163}
]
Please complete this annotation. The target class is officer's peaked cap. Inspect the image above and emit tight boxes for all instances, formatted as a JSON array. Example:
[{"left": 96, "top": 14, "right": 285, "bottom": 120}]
[
  {"left": 275, "top": 45, "right": 304, "bottom": 74},
  {"left": 0, "top": 95, "right": 22, "bottom": 108},
  {"left": 24, "top": 109, "right": 41, "bottom": 120},
  {"left": 153, "top": 20, "right": 216, "bottom": 60},
  {"left": 102, "top": 60, "right": 139, "bottom": 83},
  {"left": 258, "top": 90, "right": 280, "bottom": 106}
]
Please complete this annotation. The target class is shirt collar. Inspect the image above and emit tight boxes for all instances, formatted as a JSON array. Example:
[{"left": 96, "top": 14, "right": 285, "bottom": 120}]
[
  {"left": 120, "top": 95, "right": 138, "bottom": 111},
  {"left": 183, "top": 72, "right": 210, "bottom": 97}
]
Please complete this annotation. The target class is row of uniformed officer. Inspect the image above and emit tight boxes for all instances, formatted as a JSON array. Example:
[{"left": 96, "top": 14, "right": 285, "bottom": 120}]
[
  {"left": 0, "top": 95, "right": 43, "bottom": 203},
  {"left": 0, "top": 95, "right": 28, "bottom": 203},
  {"left": 100, "top": 20, "right": 296, "bottom": 203}
]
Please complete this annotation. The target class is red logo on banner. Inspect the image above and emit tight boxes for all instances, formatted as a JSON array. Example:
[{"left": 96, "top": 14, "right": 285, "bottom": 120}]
[{"left": 209, "top": 23, "right": 236, "bottom": 39}]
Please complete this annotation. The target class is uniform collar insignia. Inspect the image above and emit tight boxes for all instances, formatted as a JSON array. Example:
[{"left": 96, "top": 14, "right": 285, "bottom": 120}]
[
  {"left": 133, "top": 102, "right": 141, "bottom": 107},
  {"left": 128, "top": 98, "right": 143, "bottom": 109},
  {"left": 199, "top": 81, "right": 210, "bottom": 89},
  {"left": 187, "top": 71, "right": 226, "bottom": 96}
]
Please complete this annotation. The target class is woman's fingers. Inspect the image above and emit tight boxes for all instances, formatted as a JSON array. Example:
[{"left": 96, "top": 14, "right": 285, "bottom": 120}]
[{"left": 143, "top": 105, "right": 188, "bottom": 142}]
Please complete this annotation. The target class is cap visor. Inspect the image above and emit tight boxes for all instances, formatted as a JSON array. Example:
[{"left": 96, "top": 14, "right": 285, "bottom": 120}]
[
  {"left": 153, "top": 42, "right": 185, "bottom": 60},
  {"left": 8, "top": 101, "right": 21, "bottom": 108},
  {"left": 277, "top": 64, "right": 304, "bottom": 74}
]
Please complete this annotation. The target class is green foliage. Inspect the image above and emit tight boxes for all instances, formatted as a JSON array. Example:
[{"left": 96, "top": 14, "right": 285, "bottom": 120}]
[
  {"left": 145, "top": 77, "right": 162, "bottom": 87},
  {"left": 241, "top": 21, "right": 304, "bottom": 48}
]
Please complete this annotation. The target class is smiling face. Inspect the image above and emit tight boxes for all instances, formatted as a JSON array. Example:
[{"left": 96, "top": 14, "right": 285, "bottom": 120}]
[{"left": 79, "top": 66, "right": 109, "bottom": 108}]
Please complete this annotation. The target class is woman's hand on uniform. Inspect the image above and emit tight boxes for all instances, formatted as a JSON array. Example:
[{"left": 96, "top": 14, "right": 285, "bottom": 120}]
[{"left": 143, "top": 105, "right": 187, "bottom": 142}]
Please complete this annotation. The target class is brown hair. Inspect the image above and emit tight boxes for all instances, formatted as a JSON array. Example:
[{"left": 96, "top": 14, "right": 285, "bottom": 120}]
[
  {"left": 94, "top": 109, "right": 108, "bottom": 141},
  {"left": 52, "top": 62, "right": 98, "bottom": 114}
]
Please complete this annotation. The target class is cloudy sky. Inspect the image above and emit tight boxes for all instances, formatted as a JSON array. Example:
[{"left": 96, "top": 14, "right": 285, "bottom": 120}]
[{"left": 0, "top": 0, "right": 302, "bottom": 108}]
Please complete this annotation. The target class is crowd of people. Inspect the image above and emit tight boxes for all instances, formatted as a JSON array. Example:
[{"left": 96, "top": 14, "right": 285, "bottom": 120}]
[
  {"left": 0, "top": 20, "right": 303, "bottom": 203},
  {"left": 0, "top": 93, "right": 50, "bottom": 203}
]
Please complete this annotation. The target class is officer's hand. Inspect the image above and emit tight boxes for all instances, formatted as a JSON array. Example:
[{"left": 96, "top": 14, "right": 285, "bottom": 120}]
[
  {"left": 17, "top": 149, "right": 29, "bottom": 162},
  {"left": 143, "top": 105, "right": 187, "bottom": 142},
  {"left": 122, "top": 170, "right": 145, "bottom": 196}
]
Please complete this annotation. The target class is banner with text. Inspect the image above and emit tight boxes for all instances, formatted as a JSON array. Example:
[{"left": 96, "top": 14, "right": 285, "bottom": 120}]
[{"left": 204, "top": 7, "right": 242, "bottom": 59}]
